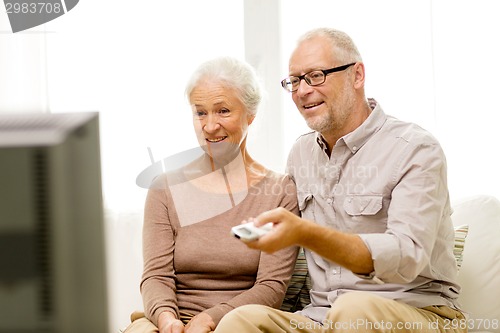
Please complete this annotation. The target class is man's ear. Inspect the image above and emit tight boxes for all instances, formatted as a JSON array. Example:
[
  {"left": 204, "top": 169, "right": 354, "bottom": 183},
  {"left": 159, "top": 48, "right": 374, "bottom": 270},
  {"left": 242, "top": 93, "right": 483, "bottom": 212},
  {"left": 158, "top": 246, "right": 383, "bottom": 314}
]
[{"left": 353, "top": 62, "right": 366, "bottom": 89}]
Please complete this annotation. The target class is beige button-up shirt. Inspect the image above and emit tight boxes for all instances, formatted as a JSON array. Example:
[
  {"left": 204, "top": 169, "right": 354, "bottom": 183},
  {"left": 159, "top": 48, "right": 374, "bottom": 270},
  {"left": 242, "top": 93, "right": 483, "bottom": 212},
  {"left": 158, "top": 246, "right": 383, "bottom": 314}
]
[{"left": 287, "top": 100, "right": 461, "bottom": 322}]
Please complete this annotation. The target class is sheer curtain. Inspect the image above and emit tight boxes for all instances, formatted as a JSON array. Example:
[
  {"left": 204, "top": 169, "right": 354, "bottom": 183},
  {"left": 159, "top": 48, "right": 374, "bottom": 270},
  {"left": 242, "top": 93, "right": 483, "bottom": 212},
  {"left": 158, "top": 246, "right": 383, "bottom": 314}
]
[
  {"left": 43, "top": 1, "right": 245, "bottom": 330},
  {"left": 0, "top": 18, "right": 49, "bottom": 114}
]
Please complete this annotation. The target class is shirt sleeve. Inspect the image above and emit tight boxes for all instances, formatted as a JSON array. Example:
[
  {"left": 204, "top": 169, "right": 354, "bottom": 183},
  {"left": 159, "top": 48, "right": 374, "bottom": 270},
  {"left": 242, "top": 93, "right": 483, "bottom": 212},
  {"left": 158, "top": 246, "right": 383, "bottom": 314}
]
[
  {"left": 358, "top": 140, "right": 451, "bottom": 284},
  {"left": 140, "top": 180, "right": 179, "bottom": 327}
]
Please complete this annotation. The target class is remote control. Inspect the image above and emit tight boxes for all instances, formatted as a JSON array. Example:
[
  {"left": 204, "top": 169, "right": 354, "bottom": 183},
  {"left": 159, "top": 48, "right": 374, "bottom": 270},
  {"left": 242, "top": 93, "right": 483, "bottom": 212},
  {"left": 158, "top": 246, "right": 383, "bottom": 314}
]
[{"left": 231, "top": 221, "right": 273, "bottom": 242}]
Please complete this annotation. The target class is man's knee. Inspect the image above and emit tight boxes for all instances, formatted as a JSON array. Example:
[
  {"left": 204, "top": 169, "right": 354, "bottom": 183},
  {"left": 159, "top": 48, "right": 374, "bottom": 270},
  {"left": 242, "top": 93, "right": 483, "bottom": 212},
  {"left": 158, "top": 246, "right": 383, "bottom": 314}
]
[
  {"left": 327, "top": 292, "right": 389, "bottom": 323},
  {"left": 332, "top": 291, "right": 381, "bottom": 311},
  {"left": 218, "top": 304, "right": 271, "bottom": 327},
  {"left": 226, "top": 303, "right": 270, "bottom": 317}
]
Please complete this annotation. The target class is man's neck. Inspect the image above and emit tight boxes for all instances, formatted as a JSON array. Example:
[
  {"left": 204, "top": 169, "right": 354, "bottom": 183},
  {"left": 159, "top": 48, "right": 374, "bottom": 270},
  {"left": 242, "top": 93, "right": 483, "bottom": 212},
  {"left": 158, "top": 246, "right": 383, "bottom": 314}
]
[{"left": 322, "top": 100, "right": 372, "bottom": 155}]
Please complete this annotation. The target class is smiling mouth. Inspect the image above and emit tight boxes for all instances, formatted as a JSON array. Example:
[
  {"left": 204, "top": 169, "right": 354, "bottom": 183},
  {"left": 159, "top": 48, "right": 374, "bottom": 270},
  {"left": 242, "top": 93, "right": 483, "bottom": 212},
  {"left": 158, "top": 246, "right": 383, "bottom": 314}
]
[
  {"left": 303, "top": 102, "right": 324, "bottom": 110},
  {"left": 206, "top": 136, "right": 227, "bottom": 143}
]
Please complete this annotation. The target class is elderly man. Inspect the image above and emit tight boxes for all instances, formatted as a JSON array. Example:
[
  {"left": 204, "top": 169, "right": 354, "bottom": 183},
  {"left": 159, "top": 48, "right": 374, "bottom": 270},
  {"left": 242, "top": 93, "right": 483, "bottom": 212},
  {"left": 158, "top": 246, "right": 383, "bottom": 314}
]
[{"left": 214, "top": 27, "right": 465, "bottom": 333}]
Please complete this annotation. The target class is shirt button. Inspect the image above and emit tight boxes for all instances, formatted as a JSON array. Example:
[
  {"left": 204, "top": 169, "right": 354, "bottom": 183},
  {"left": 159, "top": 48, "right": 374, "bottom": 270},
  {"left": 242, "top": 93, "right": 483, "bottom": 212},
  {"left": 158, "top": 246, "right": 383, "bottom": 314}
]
[
  {"left": 326, "top": 198, "right": 333, "bottom": 205},
  {"left": 353, "top": 146, "right": 358, "bottom": 151},
  {"left": 332, "top": 269, "right": 338, "bottom": 274}
]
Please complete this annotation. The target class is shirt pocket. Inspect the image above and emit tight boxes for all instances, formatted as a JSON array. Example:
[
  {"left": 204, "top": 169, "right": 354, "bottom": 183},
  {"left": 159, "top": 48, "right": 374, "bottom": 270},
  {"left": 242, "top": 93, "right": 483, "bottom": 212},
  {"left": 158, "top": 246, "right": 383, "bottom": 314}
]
[
  {"left": 297, "top": 191, "right": 315, "bottom": 220},
  {"left": 343, "top": 194, "right": 385, "bottom": 233},
  {"left": 343, "top": 195, "right": 383, "bottom": 216}
]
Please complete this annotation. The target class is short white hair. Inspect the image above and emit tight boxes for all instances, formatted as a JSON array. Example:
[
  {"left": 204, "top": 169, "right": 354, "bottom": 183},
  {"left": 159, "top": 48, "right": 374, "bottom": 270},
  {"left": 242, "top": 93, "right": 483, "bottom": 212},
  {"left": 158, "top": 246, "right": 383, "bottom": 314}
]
[
  {"left": 185, "top": 57, "right": 262, "bottom": 116},
  {"left": 297, "top": 27, "right": 363, "bottom": 64}
]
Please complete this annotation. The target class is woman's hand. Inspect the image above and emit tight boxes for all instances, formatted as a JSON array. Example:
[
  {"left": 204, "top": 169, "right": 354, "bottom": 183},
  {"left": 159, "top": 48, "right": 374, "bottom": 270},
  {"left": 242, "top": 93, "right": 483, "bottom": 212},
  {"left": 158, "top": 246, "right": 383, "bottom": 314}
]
[
  {"left": 184, "top": 312, "right": 215, "bottom": 333},
  {"left": 158, "top": 311, "right": 185, "bottom": 333}
]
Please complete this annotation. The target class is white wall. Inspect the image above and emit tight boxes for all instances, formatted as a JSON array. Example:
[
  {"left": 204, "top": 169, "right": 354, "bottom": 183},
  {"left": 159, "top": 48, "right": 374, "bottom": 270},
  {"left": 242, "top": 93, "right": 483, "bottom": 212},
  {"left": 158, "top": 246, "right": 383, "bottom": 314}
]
[{"left": 431, "top": 0, "right": 500, "bottom": 202}]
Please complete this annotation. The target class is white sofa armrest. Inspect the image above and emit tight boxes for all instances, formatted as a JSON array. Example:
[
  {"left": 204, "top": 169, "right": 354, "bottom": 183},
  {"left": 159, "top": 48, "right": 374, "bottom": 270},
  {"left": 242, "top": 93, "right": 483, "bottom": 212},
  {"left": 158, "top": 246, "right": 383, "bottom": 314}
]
[{"left": 451, "top": 195, "right": 500, "bottom": 333}]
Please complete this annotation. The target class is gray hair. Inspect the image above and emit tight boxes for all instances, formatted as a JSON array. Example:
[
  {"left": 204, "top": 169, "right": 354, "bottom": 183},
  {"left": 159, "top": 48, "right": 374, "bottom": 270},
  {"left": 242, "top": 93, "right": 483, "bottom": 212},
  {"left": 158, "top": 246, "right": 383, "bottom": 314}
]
[
  {"left": 185, "top": 57, "right": 262, "bottom": 116},
  {"left": 297, "top": 28, "right": 363, "bottom": 64}
]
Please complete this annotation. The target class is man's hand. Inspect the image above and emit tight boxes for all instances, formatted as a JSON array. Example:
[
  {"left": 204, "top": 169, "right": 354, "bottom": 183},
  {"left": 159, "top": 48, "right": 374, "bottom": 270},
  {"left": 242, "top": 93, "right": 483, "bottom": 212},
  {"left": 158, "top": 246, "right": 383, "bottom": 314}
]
[
  {"left": 245, "top": 207, "right": 374, "bottom": 274},
  {"left": 246, "top": 207, "right": 311, "bottom": 253},
  {"left": 184, "top": 312, "right": 215, "bottom": 333},
  {"left": 158, "top": 311, "right": 185, "bottom": 333}
]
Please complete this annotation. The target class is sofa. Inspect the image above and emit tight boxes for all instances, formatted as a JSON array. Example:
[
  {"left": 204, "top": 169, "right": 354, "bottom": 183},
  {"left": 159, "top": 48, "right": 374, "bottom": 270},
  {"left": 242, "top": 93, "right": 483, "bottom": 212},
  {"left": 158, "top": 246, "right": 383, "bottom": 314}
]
[
  {"left": 281, "top": 195, "right": 500, "bottom": 333},
  {"left": 450, "top": 195, "right": 500, "bottom": 333}
]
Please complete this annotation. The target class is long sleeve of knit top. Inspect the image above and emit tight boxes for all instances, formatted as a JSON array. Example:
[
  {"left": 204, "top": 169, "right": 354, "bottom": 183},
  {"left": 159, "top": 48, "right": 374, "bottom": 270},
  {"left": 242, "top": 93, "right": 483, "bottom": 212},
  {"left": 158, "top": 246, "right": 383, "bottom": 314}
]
[{"left": 140, "top": 170, "right": 299, "bottom": 327}]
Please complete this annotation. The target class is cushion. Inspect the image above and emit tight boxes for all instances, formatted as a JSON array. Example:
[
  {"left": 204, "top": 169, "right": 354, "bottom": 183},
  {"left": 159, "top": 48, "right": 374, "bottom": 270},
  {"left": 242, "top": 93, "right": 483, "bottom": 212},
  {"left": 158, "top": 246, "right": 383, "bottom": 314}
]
[
  {"left": 280, "top": 248, "right": 310, "bottom": 312},
  {"left": 453, "top": 224, "right": 469, "bottom": 270}
]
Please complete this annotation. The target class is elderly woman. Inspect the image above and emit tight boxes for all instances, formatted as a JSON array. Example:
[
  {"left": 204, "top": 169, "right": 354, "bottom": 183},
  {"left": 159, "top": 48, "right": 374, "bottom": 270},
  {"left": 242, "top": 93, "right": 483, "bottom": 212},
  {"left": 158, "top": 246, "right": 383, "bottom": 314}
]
[{"left": 124, "top": 57, "right": 299, "bottom": 333}]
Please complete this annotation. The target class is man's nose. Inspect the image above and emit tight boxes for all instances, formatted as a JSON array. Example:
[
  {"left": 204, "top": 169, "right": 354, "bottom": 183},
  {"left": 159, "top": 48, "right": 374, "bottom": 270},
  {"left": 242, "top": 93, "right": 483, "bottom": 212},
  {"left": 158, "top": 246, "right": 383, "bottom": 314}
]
[{"left": 295, "top": 78, "right": 313, "bottom": 97}]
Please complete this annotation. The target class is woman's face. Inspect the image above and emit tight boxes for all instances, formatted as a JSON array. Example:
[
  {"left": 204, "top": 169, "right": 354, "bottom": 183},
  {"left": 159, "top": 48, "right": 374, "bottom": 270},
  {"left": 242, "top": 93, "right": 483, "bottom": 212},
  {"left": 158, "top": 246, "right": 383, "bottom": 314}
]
[{"left": 190, "top": 79, "right": 254, "bottom": 162}]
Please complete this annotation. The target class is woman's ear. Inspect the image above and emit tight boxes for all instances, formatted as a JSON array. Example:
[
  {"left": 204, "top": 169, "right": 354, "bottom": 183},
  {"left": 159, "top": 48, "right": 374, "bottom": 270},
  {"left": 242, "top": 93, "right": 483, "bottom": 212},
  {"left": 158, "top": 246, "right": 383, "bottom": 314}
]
[{"left": 247, "top": 114, "right": 256, "bottom": 125}]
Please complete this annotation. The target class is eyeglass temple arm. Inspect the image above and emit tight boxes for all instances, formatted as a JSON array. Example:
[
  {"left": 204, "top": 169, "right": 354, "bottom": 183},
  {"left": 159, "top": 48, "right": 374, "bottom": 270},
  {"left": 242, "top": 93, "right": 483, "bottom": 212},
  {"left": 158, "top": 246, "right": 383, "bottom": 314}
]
[{"left": 323, "top": 62, "right": 356, "bottom": 75}]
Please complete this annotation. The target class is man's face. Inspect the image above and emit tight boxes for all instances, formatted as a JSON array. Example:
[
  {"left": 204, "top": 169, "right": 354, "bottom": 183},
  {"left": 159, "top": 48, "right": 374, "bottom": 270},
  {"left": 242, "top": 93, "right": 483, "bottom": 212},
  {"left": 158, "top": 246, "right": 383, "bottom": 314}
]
[{"left": 289, "top": 36, "right": 355, "bottom": 136}]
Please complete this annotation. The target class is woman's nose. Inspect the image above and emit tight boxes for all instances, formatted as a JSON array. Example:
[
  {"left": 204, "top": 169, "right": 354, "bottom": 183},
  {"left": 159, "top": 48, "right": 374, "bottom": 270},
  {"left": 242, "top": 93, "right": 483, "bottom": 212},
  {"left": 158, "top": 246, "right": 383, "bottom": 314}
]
[{"left": 203, "top": 114, "right": 221, "bottom": 133}]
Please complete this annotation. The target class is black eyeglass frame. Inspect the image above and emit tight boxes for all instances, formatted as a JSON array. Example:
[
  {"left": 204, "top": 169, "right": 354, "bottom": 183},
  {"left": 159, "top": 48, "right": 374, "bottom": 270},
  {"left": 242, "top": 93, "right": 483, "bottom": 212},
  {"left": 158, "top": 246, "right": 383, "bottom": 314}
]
[{"left": 281, "top": 62, "right": 356, "bottom": 92}]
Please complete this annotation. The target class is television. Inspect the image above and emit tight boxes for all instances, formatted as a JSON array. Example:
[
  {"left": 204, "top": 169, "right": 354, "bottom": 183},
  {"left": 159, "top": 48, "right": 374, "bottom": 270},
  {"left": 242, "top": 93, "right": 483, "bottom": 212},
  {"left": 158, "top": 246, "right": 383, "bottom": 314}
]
[{"left": 0, "top": 112, "right": 109, "bottom": 333}]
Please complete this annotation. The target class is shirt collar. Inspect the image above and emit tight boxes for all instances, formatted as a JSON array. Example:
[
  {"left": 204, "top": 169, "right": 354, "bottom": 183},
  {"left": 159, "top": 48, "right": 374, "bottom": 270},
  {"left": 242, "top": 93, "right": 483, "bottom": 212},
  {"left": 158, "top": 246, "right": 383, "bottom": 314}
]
[
  {"left": 314, "top": 98, "right": 387, "bottom": 154},
  {"left": 315, "top": 134, "right": 329, "bottom": 153}
]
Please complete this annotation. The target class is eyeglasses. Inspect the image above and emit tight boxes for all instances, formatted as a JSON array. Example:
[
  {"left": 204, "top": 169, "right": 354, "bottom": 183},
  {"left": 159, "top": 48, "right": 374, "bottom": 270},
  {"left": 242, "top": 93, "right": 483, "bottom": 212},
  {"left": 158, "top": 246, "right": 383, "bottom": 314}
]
[{"left": 280, "top": 63, "right": 356, "bottom": 92}]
